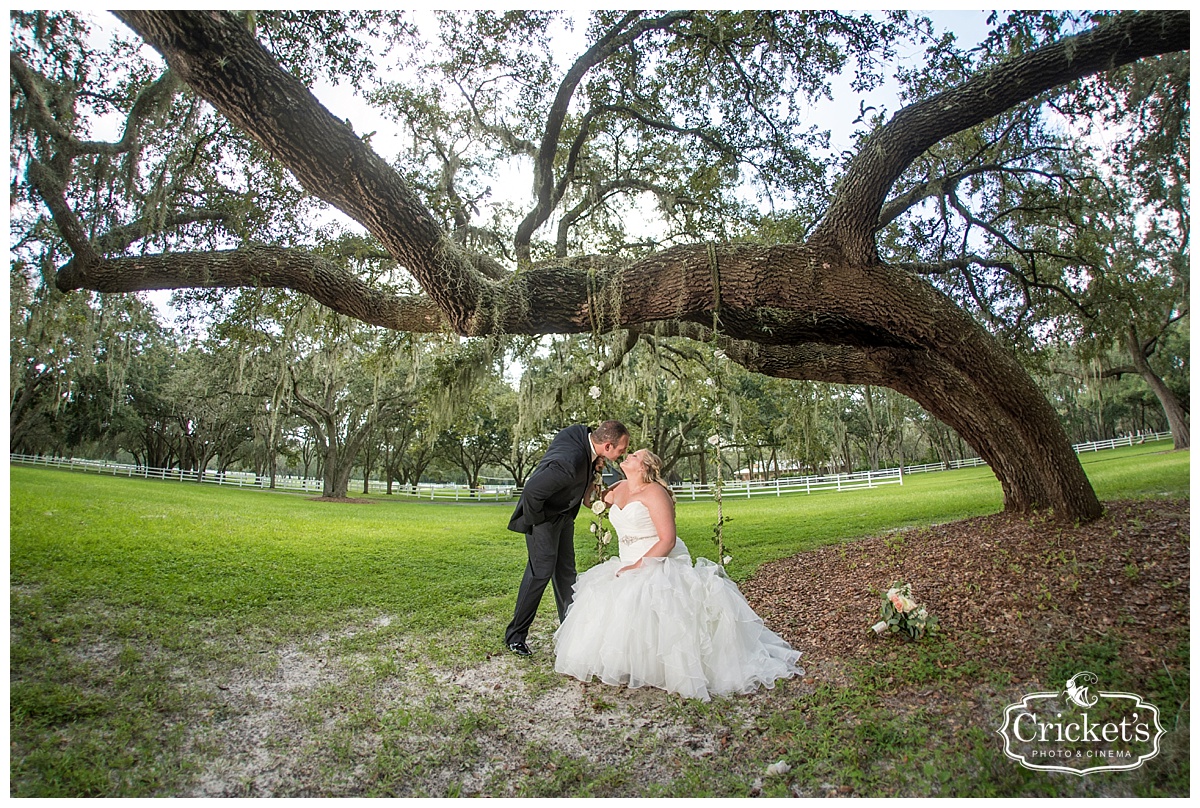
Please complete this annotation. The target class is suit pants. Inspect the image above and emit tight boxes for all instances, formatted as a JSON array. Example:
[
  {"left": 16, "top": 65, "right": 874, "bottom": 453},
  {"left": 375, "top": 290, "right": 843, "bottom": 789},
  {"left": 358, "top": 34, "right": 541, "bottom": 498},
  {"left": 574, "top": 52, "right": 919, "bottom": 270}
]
[{"left": 505, "top": 513, "right": 576, "bottom": 645}]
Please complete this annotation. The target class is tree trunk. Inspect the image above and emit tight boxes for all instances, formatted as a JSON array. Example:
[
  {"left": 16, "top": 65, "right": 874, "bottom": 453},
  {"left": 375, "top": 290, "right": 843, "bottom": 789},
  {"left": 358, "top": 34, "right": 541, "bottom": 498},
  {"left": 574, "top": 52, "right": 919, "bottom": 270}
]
[
  {"left": 9, "top": 368, "right": 54, "bottom": 451},
  {"left": 384, "top": 457, "right": 397, "bottom": 495},
  {"left": 298, "top": 434, "right": 314, "bottom": 479},
  {"left": 732, "top": 340, "right": 1101, "bottom": 518},
  {"left": 324, "top": 444, "right": 352, "bottom": 499},
  {"left": 1126, "top": 326, "right": 1190, "bottom": 450}
]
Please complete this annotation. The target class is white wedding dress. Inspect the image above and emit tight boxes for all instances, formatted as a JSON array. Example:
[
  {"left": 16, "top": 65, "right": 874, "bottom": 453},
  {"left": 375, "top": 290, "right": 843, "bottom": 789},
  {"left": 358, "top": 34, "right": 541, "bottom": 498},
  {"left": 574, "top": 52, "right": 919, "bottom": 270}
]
[{"left": 553, "top": 500, "right": 803, "bottom": 701}]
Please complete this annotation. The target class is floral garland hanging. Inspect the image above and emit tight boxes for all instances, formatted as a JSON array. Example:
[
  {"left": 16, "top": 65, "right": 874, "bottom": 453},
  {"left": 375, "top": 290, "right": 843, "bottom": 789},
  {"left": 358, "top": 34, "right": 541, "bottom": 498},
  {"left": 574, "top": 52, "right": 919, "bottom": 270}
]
[
  {"left": 707, "top": 352, "right": 731, "bottom": 568},
  {"left": 587, "top": 418, "right": 615, "bottom": 562},
  {"left": 707, "top": 241, "right": 731, "bottom": 568},
  {"left": 587, "top": 477, "right": 615, "bottom": 562}
]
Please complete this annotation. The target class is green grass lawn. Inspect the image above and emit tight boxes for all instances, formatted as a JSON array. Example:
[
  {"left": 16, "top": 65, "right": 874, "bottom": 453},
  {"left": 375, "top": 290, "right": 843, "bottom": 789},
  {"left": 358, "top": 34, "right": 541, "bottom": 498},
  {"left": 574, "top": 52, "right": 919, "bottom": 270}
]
[
  {"left": 8, "top": 440, "right": 1189, "bottom": 797},
  {"left": 676, "top": 440, "right": 1189, "bottom": 574}
]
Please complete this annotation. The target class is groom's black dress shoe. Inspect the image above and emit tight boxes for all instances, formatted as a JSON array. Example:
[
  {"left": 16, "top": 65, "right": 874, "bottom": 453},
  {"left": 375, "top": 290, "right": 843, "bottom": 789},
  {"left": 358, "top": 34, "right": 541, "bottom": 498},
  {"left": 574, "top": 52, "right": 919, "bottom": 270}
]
[{"left": 507, "top": 641, "right": 532, "bottom": 657}]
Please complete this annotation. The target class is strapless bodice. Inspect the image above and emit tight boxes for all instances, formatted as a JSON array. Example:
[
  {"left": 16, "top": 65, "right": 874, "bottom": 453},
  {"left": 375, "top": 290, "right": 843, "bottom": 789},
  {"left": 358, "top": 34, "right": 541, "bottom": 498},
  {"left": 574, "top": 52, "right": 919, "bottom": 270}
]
[{"left": 608, "top": 500, "right": 689, "bottom": 564}]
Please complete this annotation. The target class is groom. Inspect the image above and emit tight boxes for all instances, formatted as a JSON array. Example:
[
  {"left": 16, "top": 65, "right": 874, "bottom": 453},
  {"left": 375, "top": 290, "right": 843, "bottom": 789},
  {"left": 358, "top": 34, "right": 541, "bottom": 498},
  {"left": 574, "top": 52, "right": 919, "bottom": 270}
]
[{"left": 504, "top": 419, "right": 630, "bottom": 656}]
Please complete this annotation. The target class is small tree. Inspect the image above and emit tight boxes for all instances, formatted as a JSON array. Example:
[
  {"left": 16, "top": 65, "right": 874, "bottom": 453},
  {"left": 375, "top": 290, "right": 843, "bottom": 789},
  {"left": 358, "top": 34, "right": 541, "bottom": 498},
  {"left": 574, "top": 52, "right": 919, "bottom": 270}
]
[{"left": 287, "top": 313, "right": 403, "bottom": 498}]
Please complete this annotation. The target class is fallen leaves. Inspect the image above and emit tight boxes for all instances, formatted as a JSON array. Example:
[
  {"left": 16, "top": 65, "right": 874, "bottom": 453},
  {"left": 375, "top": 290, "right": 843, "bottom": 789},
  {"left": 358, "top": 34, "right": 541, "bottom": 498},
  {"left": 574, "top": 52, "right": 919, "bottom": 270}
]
[{"left": 743, "top": 499, "right": 1189, "bottom": 683}]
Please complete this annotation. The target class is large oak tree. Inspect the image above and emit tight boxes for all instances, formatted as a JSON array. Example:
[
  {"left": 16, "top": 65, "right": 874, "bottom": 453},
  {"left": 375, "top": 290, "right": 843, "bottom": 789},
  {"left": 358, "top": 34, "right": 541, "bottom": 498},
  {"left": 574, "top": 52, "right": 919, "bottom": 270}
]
[{"left": 22, "top": 10, "right": 1191, "bottom": 522}]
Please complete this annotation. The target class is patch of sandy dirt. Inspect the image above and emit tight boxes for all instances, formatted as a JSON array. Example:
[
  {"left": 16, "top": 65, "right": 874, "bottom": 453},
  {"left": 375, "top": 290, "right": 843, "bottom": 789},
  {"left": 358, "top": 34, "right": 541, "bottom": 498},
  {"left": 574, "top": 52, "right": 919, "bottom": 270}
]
[{"left": 182, "top": 618, "right": 788, "bottom": 797}]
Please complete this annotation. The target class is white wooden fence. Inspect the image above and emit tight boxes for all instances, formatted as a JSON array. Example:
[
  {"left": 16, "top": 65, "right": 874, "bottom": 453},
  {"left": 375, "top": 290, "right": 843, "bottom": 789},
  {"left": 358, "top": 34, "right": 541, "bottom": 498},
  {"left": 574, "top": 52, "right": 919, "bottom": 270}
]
[
  {"left": 674, "top": 467, "right": 903, "bottom": 501},
  {"left": 1066, "top": 431, "right": 1174, "bottom": 454},
  {"left": 9, "top": 430, "right": 1173, "bottom": 503},
  {"left": 6, "top": 454, "right": 518, "bottom": 501}
]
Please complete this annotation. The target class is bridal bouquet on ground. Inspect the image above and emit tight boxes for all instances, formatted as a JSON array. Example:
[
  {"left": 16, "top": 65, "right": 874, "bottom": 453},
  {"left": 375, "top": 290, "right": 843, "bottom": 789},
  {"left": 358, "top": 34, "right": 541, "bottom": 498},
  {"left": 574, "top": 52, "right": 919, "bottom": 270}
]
[{"left": 870, "top": 581, "right": 937, "bottom": 640}]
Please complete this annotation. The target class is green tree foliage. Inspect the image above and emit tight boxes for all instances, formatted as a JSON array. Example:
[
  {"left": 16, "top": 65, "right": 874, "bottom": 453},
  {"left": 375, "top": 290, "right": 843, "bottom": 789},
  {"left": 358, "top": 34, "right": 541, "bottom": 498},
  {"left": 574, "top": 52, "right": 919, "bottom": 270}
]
[
  {"left": 285, "top": 308, "right": 415, "bottom": 499},
  {"left": 9, "top": 243, "right": 169, "bottom": 457},
  {"left": 874, "top": 11, "right": 1189, "bottom": 447}
]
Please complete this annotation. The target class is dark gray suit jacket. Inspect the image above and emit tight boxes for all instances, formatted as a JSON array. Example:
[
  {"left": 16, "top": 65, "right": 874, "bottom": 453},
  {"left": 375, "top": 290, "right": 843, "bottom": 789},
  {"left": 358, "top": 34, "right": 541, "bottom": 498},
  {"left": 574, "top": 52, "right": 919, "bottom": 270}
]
[{"left": 507, "top": 424, "right": 594, "bottom": 533}]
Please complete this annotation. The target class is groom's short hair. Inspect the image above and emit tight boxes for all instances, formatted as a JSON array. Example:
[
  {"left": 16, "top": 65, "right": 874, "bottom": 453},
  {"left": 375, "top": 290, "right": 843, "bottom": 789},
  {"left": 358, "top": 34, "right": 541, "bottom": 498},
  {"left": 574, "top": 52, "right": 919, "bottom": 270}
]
[{"left": 593, "top": 420, "right": 630, "bottom": 444}]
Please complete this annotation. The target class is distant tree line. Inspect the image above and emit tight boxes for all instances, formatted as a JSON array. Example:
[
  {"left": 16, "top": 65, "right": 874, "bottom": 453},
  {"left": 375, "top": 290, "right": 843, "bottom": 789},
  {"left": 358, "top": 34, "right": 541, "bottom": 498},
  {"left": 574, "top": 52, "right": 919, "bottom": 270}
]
[{"left": 10, "top": 280, "right": 1184, "bottom": 498}]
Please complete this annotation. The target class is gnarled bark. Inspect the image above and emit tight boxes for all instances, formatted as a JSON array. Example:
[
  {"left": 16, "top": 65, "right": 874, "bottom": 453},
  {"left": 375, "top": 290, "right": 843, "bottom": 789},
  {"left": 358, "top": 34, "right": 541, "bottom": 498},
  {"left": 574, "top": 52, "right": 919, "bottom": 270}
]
[{"left": 56, "top": 246, "right": 446, "bottom": 332}]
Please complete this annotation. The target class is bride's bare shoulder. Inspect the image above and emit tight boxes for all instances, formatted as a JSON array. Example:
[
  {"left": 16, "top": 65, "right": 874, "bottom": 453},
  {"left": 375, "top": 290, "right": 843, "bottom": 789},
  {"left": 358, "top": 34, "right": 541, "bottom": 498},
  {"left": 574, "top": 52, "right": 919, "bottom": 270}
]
[{"left": 641, "top": 482, "right": 674, "bottom": 511}]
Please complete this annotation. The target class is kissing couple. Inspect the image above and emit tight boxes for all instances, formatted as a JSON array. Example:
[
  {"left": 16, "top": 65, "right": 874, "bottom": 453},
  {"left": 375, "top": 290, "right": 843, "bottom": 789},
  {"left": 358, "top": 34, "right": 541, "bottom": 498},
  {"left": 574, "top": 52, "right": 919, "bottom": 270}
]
[{"left": 504, "top": 419, "right": 802, "bottom": 702}]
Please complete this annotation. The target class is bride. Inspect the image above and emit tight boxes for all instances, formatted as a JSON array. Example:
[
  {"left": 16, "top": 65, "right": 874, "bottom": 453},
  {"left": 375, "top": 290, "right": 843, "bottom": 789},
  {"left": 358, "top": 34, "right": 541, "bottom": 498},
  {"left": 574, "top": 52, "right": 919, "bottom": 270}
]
[{"left": 553, "top": 449, "right": 803, "bottom": 701}]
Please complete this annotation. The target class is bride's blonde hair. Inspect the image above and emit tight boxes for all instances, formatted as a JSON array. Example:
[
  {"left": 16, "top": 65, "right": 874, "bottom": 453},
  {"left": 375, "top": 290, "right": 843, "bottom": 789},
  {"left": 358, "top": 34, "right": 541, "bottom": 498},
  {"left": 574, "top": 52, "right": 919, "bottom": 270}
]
[{"left": 636, "top": 449, "right": 676, "bottom": 503}]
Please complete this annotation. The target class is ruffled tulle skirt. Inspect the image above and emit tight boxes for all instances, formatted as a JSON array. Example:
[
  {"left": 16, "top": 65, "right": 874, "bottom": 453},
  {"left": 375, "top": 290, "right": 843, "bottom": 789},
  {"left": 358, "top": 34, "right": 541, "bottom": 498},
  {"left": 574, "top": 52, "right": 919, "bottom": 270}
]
[{"left": 553, "top": 555, "right": 803, "bottom": 701}]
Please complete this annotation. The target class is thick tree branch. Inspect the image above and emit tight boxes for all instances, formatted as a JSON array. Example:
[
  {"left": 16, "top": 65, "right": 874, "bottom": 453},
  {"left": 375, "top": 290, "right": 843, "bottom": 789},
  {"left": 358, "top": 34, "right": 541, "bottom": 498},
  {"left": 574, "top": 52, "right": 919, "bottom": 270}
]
[
  {"left": 26, "top": 159, "right": 100, "bottom": 263},
  {"left": 114, "top": 10, "right": 482, "bottom": 329},
  {"left": 513, "top": 11, "right": 693, "bottom": 263},
  {"left": 814, "top": 9, "right": 1190, "bottom": 263},
  {"left": 55, "top": 246, "right": 446, "bottom": 332}
]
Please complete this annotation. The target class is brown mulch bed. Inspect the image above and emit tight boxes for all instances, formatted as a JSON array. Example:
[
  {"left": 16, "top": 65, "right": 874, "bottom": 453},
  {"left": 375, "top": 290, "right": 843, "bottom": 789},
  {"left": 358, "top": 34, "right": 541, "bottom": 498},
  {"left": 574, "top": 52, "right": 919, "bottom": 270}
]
[{"left": 743, "top": 498, "right": 1189, "bottom": 686}]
